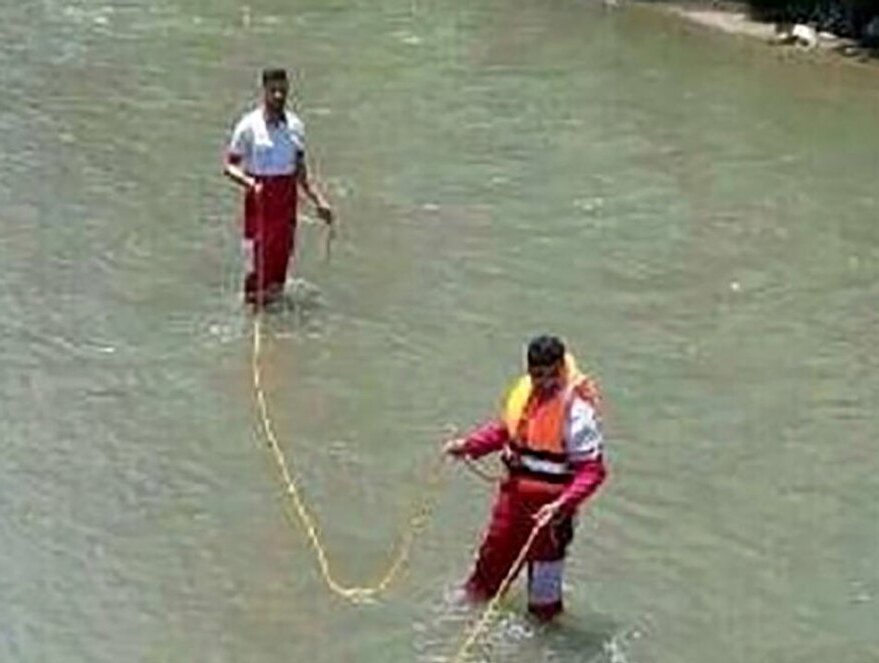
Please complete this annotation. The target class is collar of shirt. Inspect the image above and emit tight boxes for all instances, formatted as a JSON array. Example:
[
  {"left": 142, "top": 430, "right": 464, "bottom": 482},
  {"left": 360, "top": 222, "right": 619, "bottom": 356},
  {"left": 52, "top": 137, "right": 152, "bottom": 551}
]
[{"left": 262, "top": 107, "right": 287, "bottom": 127}]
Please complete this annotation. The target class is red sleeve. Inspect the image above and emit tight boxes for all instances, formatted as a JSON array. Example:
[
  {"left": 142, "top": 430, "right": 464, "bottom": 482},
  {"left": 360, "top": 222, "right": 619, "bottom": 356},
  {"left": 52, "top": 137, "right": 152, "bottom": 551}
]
[
  {"left": 462, "top": 419, "right": 509, "bottom": 459},
  {"left": 559, "top": 457, "right": 607, "bottom": 514}
]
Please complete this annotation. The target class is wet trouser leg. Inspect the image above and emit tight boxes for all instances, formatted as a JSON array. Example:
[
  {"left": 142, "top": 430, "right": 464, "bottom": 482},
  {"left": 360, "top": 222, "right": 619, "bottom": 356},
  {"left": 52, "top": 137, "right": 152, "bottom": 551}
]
[
  {"left": 526, "top": 514, "right": 573, "bottom": 620},
  {"left": 465, "top": 484, "right": 574, "bottom": 620},
  {"left": 242, "top": 176, "right": 296, "bottom": 305}
]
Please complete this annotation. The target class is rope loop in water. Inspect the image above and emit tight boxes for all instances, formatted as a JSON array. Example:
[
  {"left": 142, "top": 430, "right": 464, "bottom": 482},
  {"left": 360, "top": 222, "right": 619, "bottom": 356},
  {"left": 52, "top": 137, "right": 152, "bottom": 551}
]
[{"left": 250, "top": 313, "right": 541, "bottom": 659}]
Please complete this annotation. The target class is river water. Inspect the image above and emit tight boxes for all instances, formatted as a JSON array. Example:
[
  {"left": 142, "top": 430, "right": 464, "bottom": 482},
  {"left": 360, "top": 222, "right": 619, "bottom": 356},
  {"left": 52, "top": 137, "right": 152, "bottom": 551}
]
[{"left": 2, "top": 0, "right": 877, "bottom": 661}]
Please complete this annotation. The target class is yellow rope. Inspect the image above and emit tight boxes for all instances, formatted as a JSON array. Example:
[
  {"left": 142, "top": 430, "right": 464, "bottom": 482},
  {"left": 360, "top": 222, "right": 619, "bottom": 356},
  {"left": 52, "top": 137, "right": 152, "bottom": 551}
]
[
  {"left": 251, "top": 312, "right": 543, "bottom": 658},
  {"left": 251, "top": 314, "right": 447, "bottom": 602},
  {"left": 462, "top": 457, "right": 504, "bottom": 484},
  {"left": 440, "top": 423, "right": 503, "bottom": 485},
  {"left": 448, "top": 522, "right": 544, "bottom": 663}
]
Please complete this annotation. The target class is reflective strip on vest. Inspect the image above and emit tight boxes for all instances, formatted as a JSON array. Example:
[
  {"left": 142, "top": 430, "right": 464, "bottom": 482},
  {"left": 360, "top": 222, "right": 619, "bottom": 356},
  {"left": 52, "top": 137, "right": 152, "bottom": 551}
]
[
  {"left": 518, "top": 454, "right": 569, "bottom": 476},
  {"left": 505, "top": 446, "right": 573, "bottom": 485}
]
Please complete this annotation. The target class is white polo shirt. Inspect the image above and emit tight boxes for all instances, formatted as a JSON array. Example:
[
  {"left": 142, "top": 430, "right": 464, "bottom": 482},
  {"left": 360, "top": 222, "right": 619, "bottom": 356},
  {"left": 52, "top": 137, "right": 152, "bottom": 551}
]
[{"left": 227, "top": 108, "right": 305, "bottom": 176}]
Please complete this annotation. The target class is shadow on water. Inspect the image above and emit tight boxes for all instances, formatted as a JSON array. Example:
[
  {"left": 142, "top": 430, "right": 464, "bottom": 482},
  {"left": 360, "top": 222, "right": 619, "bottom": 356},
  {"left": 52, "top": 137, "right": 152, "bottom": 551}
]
[
  {"left": 258, "top": 277, "right": 328, "bottom": 336},
  {"left": 540, "top": 612, "right": 642, "bottom": 663},
  {"left": 415, "top": 584, "right": 640, "bottom": 662},
  {"left": 202, "top": 277, "right": 327, "bottom": 354}
]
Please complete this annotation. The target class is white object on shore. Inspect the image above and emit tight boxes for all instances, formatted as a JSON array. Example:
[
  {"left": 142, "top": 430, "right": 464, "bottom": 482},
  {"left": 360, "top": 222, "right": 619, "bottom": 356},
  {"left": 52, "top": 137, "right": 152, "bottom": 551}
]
[
  {"left": 775, "top": 23, "right": 819, "bottom": 48},
  {"left": 792, "top": 24, "right": 819, "bottom": 48}
]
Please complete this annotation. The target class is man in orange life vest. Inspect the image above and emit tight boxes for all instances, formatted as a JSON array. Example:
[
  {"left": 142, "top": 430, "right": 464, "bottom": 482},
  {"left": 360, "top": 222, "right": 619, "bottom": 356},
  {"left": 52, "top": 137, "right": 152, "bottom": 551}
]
[
  {"left": 223, "top": 68, "right": 333, "bottom": 307},
  {"left": 444, "top": 335, "right": 608, "bottom": 620}
]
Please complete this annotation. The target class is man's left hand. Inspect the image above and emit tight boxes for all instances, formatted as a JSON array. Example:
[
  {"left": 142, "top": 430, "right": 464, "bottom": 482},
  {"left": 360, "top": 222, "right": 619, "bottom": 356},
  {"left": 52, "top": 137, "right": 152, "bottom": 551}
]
[
  {"left": 534, "top": 499, "right": 565, "bottom": 529},
  {"left": 315, "top": 203, "right": 334, "bottom": 224}
]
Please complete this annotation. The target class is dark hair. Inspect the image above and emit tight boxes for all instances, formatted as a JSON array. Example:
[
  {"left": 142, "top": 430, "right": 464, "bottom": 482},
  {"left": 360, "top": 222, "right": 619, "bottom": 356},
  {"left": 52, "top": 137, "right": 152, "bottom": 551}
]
[
  {"left": 526, "top": 335, "right": 565, "bottom": 368},
  {"left": 261, "top": 68, "right": 288, "bottom": 85}
]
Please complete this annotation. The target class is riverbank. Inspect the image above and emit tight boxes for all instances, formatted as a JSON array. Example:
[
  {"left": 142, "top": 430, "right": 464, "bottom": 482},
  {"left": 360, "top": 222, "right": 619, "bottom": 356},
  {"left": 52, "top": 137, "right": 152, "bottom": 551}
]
[{"left": 650, "top": 1, "right": 879, "bottom": 64}]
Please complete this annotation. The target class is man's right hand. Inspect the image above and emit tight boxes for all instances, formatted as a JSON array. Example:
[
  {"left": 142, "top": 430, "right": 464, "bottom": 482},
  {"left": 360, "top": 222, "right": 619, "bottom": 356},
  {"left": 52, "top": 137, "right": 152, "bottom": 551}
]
[{"left": 443, "top": 437, "right": 469, "bottom": 458}]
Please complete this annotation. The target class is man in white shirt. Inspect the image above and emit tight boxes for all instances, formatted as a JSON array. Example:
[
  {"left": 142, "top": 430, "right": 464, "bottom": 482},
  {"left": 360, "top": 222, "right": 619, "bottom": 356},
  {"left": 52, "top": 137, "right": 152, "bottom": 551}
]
[{"left": 224, "top": 68, "right": 333, "bottom": 307}]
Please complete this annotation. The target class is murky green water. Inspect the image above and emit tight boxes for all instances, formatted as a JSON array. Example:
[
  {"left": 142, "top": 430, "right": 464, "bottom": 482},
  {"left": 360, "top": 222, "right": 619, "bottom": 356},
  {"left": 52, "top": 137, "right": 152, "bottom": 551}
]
[{"left": 2, "top": 0, "right": 878, "bottom": 661}]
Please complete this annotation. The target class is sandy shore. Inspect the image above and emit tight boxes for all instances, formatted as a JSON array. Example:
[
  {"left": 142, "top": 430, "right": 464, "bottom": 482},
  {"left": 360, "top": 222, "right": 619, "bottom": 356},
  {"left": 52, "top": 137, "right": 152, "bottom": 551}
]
[
  {"left": 654, "top": 1, "right": 876, "bottom": 62},
  {"left": 665, "top": 3, "right": 777, "bottom": 40}
]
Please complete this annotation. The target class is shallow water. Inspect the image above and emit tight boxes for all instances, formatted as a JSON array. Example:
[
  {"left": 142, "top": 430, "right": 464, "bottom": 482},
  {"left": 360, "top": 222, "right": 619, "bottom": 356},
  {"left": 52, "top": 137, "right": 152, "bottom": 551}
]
[{"left": 2, "top": 0, "right": 878, "bottom": 661}]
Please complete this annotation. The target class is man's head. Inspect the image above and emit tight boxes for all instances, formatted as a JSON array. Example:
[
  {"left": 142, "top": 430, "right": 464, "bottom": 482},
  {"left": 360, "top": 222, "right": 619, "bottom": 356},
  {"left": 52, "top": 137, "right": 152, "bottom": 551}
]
[
  {"left": 526, "top": 335, "right": 566, "bottom": 395},
  {"left": 261, "top": 68, "right": 289, "bottom": 117}
]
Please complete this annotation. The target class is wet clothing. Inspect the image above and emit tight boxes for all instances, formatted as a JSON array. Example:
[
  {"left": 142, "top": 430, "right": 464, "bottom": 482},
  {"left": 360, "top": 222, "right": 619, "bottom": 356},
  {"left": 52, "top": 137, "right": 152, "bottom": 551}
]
[
  {"left": 460, "top": 362, "right": 608, "bottom": 619},
  {"left": 226, "top": 108, "right": 305, "bottom": 303}
]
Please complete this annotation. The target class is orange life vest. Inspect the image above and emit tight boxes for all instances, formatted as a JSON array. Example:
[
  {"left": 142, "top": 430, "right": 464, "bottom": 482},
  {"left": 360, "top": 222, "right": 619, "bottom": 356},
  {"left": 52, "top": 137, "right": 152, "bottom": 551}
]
[{"left": 501, "top": 354, "right": 600, "bottom": 494}]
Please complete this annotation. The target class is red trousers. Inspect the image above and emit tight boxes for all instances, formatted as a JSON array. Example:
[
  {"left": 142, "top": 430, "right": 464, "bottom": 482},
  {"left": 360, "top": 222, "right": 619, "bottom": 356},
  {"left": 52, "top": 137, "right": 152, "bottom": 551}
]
[
  {"left": 465, "top": 481, "right": 574, "bottom": 620},
  {"left": 243, "top": 175, "right": 297, "bottom": 304}
]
